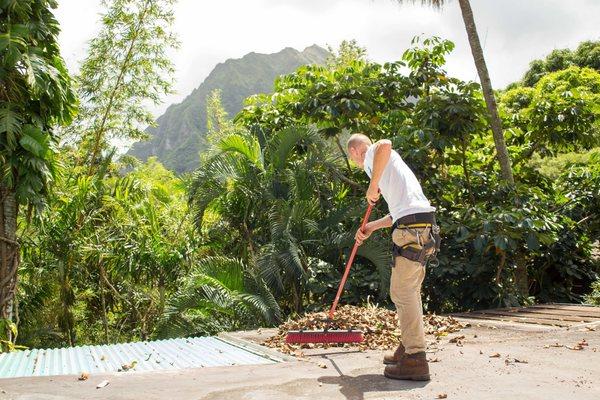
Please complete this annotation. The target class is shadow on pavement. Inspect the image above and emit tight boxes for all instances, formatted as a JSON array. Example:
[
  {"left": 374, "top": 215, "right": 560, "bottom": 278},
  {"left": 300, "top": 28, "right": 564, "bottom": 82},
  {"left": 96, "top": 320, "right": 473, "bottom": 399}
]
[
  {"left": 317, "top": 357, "right": 429, "bottom": 400},
  {"left": 318, "top": 374, "right": 428, "bottom": 400}
]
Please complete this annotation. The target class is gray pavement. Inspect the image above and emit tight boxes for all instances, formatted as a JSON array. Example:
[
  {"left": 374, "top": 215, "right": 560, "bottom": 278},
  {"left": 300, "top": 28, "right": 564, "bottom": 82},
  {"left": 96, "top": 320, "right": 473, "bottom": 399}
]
[{"left": 0, "top": 320, "right": 599, "bottom": 400}]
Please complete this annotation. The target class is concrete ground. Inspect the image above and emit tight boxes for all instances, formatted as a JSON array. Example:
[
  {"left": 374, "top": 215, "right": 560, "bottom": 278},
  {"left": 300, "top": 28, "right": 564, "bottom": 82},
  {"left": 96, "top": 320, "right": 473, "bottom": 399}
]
[{"left": 0, "top": 319, "right": 599, "bottom": 400}]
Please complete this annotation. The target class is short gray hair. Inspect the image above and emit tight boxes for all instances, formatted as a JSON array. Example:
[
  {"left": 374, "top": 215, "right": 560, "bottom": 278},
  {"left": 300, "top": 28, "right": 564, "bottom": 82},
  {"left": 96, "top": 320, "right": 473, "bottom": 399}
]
[{"left": 346, "top": 133, "right": 371, "bottom": 150}]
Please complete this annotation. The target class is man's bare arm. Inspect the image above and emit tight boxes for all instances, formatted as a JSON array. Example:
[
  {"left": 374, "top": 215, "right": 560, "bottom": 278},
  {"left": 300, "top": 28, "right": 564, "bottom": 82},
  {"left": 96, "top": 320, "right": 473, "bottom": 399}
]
[
  {"left": 355, "top": 214, "right": 393, "bottom": 245},
  {"left": 366, "top": 139, "right": 392, "bottom": 203}
]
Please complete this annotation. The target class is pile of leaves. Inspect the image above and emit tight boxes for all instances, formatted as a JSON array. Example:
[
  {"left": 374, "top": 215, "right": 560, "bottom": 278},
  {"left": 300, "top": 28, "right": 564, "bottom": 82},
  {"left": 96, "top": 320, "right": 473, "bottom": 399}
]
[{"left": 263, "top": 305, "right": 466, "bottom": 354}]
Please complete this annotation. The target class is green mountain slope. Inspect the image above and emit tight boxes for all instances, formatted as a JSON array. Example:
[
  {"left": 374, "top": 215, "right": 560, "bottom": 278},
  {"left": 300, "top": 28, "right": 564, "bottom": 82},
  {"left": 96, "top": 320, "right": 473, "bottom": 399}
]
[{"left": 127, "top": 45, "right": 329, "bottom": 172}]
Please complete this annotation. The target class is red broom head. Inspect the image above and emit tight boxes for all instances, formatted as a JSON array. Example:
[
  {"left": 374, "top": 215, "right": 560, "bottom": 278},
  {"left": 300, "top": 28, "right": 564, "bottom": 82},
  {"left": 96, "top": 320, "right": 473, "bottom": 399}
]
[{"left": 285, "top": 330, "right": 364, "bottom": 344}]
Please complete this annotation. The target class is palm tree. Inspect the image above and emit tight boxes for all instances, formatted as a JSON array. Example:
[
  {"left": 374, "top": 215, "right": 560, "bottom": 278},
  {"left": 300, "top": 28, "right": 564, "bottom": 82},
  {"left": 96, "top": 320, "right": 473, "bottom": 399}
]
[
  {"left": 189, "top": 125, "right": 393, "bottom": 313},
  {"left": 156, "top": 256, "right": 281, "bottom": 338},
  {"left": 395, "top": 0, "right": 515, "bottom": 185}
]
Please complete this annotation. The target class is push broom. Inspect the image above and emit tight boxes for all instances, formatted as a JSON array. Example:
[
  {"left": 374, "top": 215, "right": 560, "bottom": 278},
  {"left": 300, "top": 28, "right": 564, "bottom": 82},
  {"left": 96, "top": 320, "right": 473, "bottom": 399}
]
[{"left": 285, "top": 201, "right": 375, "bottom": 344}]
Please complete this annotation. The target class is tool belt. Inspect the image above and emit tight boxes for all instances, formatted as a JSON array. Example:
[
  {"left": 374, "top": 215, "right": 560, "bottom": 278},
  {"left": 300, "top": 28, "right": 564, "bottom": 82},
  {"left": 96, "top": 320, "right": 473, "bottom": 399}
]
[{"left": 392, "top": 212, "right": 441, "bottom": 266}]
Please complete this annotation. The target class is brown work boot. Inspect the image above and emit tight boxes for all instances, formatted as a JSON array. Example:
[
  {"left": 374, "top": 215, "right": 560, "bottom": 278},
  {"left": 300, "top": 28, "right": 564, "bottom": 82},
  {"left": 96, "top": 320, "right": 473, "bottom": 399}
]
[
  {"left": 383, "top": 343, "right": 405, "bottom": 365},
  {"left": 384, "top": 351, "right": 430, "bottom": 381}
]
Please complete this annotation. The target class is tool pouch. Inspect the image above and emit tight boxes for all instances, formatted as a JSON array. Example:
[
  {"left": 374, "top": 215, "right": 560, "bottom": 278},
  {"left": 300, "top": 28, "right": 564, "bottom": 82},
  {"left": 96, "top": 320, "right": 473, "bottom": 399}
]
[{"left": 391, "top": 213, "right": 441, "bottom": 267}]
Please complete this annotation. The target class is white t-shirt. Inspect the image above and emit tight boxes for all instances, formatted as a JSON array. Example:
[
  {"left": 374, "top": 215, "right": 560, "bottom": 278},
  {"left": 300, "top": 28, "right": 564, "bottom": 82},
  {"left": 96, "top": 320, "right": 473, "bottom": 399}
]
[{"left": 363, "top": 144, "right": 435, "bottom": 223}]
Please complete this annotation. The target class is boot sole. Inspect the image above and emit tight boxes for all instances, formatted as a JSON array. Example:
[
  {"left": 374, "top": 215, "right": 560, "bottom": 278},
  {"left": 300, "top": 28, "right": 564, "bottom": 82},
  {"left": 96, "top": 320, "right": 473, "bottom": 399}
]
[{"left": 384, "top": 371, "right": 430, "bottom": 381}]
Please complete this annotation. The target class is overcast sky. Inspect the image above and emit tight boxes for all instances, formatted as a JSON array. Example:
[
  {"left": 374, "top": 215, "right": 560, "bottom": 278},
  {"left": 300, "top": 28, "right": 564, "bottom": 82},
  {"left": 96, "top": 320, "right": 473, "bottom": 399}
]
[{"left": 54, "top": 0, "right": 600, "bottom": 118}]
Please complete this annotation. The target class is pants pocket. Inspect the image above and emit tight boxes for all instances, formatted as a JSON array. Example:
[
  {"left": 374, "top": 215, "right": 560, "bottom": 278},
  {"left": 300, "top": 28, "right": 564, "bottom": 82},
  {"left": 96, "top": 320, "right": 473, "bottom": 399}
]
[{"left": 392, "top": 227, "right": 431, "bottom": 247}]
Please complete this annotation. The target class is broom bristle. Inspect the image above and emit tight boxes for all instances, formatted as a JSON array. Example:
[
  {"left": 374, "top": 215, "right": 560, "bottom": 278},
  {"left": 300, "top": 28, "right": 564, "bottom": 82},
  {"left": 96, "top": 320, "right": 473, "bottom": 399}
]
[{"left": 285, "top": 330, "right": 364, "bottom": 344}]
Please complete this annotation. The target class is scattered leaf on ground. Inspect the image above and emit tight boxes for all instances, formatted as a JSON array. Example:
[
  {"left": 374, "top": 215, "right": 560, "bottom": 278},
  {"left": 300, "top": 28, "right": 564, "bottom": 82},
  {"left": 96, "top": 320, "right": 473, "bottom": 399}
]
[
  {"left": 318, "top": 362, "right": 327, "bottom": 369},
  {"left": 437, "top": 394, "right": 448, "bottom": 399},
  {"left": 490, "top": 353, "right": 501, "bottom": 358},
  {"left": 449, "top": 335, "right": 465, "bottom": 343},
  {"left": 119, "top": 360, "right": 138, "bottom": 371},
  {"left": 429, "top": 357, "right": 440, "bottom": 363},
  {"left": 96, "top": 380, "right": 109, "bottom": 389},
  {"left": 263, "top": 305, "right": 466, "bottom": 354},
  {"left": 78, "top": 372, "right": 89, "bottom": 381}
]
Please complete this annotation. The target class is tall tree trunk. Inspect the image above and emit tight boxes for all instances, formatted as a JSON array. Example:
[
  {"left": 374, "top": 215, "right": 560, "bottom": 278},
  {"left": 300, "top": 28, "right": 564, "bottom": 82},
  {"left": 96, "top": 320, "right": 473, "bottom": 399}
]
[
  {"left": 85, "top": 0, "right": 152, "bottom": 175},
  {"left": 0, "top": 187, "right": 19, "bottom": 341},
  {"left": 514, "top": 253, "right": 529, "bottom": 299},
  {"left": 457, "top": 0, "right": 515, "bottom": 186},
  {"left": 99, "top": 264, "right": 110, "bottom": 345}
]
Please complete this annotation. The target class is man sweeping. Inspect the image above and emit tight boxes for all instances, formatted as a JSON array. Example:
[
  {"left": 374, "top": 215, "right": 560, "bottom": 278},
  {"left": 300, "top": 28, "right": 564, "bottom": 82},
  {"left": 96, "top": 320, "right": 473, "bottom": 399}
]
[{"left": 346, "top": 133, "right": 440, "bottom": 381}]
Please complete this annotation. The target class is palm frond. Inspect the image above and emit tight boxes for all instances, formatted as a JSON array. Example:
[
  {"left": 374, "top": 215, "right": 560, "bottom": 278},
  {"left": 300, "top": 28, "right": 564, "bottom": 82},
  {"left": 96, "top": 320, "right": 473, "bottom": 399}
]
[
  {"left": 218, "top": 133, "right": 264, "bottom": 169},
  {"left": 267, "top": 125, "right": 319, "bottom": 171},
  {"left": 156, "top": 256, "right": 281, "bottom": 338}
]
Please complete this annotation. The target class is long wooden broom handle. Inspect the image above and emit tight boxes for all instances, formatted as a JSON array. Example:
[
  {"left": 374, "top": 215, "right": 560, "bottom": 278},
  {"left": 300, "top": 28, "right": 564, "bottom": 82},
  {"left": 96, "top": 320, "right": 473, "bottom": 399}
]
[{"left": 328, "top": 201, "right": 375, "bottom": 319}]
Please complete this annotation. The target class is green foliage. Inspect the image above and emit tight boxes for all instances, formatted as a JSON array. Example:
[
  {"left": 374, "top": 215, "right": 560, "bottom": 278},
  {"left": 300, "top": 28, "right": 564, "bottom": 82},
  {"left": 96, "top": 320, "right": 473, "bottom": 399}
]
[
  {"left": 521, "top": 40, "right": 600, "bottom": 86},
  {"left": 529, "top": 148, "right": 599, "bottom": 180},
  {"left": 189, "top": 120, "right": 391, "bottom": 313},
  {"left": 586, "top": 280, "right": 600, "bottom": 305},
  {"left": 0, "top": 0, "right": 77, "bottom": 206},
  {"left": 326, "top": 39, "right": 367, "bottom": 67},
  {"left": 231, "top": 37, "right": 600, "bottom": 312},
  {"left": 156, "top": 256, "right": 281, "bottom": 337},
  {"left": 18, "top": 156, "right": 198, "bottom": 347},
  {"left": 15, "top": 33, "right": 600, "bottom": 351},
  {"left": 0, "top": 318, "right": 25, "bottom": 352},
  {"left": 64, "top": 0, "right": 179, "bottom": 171},
  {"left": 502, "top": 66, "right": 600, "bottom": 163}
]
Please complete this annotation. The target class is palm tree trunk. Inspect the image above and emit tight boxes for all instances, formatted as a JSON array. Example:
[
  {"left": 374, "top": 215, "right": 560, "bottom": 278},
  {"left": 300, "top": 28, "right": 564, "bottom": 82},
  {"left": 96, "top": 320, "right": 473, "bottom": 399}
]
[
  {"left": 457, "top": 0, "right": 515, "bottom": 186},
  {"left": 0, "top": 186, "right": 19, "bottom": 341}
]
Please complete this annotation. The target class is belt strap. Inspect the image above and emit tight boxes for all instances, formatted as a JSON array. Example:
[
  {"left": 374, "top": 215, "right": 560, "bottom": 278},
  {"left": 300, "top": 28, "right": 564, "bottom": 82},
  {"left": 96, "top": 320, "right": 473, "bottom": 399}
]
[
  {"left": 392, "top": 212, "right": 441, "bottom": 266},
  {"left": 393, "top": 212, "right": 436, "bottom": 230}
]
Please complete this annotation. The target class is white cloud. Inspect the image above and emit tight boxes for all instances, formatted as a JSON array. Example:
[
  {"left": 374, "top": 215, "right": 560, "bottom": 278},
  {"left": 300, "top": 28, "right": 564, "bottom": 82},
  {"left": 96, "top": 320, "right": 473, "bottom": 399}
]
[{"left": 54, "top": 0, "right": 600, "bottom": 117}]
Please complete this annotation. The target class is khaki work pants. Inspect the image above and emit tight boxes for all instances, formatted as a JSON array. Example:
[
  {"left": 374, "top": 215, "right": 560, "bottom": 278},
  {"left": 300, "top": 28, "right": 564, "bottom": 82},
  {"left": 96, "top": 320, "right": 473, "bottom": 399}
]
[{"left": 390, "top": 226, "right": 431, "bottom": 354}]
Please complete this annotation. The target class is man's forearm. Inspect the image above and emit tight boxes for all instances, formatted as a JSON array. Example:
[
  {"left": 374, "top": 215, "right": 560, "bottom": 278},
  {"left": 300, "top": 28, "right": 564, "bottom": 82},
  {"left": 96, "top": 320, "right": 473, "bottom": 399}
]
[{"left": 367, "top": 214, "right": 393, "bottom": 232}]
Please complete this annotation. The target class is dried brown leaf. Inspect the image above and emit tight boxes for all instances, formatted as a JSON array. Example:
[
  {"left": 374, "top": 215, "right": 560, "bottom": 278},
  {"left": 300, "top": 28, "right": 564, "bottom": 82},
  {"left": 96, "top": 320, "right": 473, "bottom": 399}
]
[
  {"left": 263, "top": 305, "right": 464, "bottom": 354},
  {"left": 567, "top": 344, "right": 584, "bottom": 350},
  {"left": 449, "top": 335, "right": 465, "bottom": 343}
]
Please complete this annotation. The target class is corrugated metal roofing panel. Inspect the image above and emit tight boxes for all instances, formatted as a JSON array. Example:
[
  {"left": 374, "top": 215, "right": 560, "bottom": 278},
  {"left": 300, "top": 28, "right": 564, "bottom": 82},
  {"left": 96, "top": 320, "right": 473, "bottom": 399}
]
[{"left": 0, "top": 336, "right": 276, "bottom": 379}]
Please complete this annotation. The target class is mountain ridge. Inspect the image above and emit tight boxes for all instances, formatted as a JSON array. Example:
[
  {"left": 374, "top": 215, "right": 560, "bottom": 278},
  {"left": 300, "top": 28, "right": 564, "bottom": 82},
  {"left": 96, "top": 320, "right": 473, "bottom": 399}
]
[{"left": 127, "top": 45, "right": 330, "bottom": 172}]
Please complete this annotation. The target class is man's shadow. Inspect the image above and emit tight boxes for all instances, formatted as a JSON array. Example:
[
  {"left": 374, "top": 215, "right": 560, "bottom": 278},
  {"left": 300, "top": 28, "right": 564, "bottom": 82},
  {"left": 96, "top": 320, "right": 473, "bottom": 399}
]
[{"left": 317, "top": 357, "right": 429, "bottom": 400}]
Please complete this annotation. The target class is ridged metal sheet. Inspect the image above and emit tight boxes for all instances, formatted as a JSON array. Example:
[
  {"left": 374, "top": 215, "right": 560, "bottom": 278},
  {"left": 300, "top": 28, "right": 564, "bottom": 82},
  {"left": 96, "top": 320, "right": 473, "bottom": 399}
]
[{"left": 0, "top": 336, "right": 276, "bottom": 379}]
